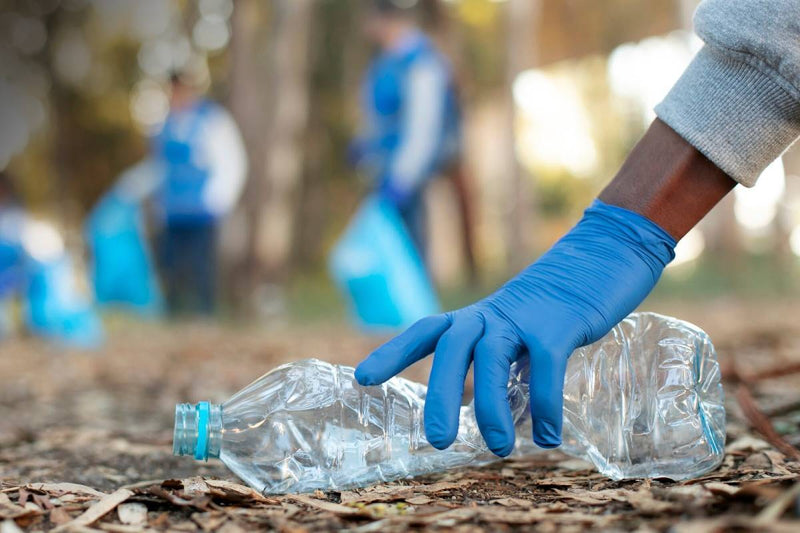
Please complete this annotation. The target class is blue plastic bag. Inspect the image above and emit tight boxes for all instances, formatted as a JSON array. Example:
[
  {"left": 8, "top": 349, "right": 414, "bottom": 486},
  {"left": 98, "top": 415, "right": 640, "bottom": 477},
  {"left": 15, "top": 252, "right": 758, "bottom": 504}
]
[
  {"left": 25, "top": 255, "right": 104, "bottom": 349},
  {"left": 86, "top": 192, "right": 164, "bottom": 316},
  {"left": 329, "top": 195, "right": 439, "bottom": 332}
]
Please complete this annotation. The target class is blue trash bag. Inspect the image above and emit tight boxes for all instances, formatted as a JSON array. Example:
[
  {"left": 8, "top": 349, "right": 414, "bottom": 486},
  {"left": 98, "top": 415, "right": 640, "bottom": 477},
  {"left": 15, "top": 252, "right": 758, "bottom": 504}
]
[
  {"left": 329, "top": 195, "right": 439, "bottom": 332},
  {"left": 25, "top": 255, "right": 104, "bottom": 349},
  {"left": 86, "top": 192, "right": 164, "bottom": 316}
]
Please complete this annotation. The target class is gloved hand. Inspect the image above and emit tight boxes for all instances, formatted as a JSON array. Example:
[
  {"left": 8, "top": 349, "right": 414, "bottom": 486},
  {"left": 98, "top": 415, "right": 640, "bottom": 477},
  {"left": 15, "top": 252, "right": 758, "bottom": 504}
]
[
  {"left": 355, "top": 200, "right": 676, "bottom": 455},
  {"left": 378, "top": 177, "right": 414, "bottom": 210}
]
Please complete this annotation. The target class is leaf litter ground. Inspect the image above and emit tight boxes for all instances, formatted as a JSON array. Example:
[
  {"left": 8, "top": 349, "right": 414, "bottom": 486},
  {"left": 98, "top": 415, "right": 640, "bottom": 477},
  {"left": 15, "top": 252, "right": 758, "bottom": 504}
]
[{"left": 2, "top": 301, "right": 800, "bottom": 532}]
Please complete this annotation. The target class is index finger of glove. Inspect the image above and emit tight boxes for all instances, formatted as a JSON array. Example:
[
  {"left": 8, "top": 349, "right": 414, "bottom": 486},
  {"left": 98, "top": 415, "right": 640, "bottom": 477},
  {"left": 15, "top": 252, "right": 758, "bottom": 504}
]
[{"left": 355, "top": 314, "right": 451, "bottom": 386}]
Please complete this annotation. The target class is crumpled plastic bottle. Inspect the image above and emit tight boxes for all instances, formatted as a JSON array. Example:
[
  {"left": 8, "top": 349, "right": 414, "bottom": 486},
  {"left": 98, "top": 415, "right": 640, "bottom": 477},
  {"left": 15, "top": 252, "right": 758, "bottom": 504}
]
[{"left": 174, "top": 313, "right": 725, "bottom": 494}]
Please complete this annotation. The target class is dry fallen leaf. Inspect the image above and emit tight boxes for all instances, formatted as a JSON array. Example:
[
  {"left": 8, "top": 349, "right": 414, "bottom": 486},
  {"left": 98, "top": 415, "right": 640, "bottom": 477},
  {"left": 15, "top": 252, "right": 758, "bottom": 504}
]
[
  {"left": 340, "top": 479, "right": 480, "bottom": 505},
  {"left": 0, "top": 494, "right": 37, "bottom": 521},
  {"left": 490, "top": 497, "right": 534, "bottom": 508},
  {"left": 216, "top": 521, "right": 250, "bottom": 533},
  {"left": 181, "top": 477, "right": 211, "bottom": 498},
  {"left": 203, "top": 479, "right": 272, "bottom": 503},
  {"left": 191, "top": 511, "right": 229, "bottom": 532},
  {"left": 726, "top": 435, "right": 773, "bottom": 454},
  {"left": 285, "top": 494, "right": 362, "bottom": 516},
  {"left": 26, "top": 483, "right": 107, "bottom": 499},
  {"left": 53, "top": 488, "right": 133, "bottom": 532},
  {"left": 48, "top": 507, "right": 73, "bottom": 526},
  {"left": 98, "top": 524, "right": 153, "bottom": 533},
  {"left": 553, "top": 489, "right": 613, "bottom": 506},
  {"left": 625, "top": 490, "right": 679, "bottom": 514},
  {"left": 703, "top": 482, "right": 740, "bottom": 496}
]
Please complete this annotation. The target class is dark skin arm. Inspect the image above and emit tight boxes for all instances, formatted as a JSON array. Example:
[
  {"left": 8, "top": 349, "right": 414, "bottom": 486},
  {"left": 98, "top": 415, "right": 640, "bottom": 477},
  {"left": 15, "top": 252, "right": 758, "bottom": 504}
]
[{"left": 599, "top": 118, "right": 737, "bottom": 241}]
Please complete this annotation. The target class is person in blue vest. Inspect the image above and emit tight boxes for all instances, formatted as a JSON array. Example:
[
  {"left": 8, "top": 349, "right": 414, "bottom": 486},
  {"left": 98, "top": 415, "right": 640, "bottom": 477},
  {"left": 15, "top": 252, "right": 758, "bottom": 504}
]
[
  {"left": 350, "top": 0, "right": 461, "bottom": 256},
  {"left": 152, "top": 68, "right": 247, "bottom": 315}
]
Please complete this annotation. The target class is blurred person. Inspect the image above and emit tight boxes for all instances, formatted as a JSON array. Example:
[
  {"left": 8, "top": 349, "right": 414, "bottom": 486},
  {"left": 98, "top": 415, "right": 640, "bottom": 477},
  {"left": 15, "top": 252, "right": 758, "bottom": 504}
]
[
  {"left": 152, "top": 66, "right": 247, "bottom": 315},
  {"left": 356, "top": 0, "right": 800, "bottom": 457},
  {"left": 86, "top": 160, "right": 165, "bottom": 317},
  {"left": 350, "top": 0, "right": 464, "bottom": 259}
]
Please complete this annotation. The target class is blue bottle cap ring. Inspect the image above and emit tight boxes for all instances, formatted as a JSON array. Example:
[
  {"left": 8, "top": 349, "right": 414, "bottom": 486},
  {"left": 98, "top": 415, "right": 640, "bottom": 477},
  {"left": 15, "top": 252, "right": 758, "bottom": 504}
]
[{"left": 195, "top": 401, "right": 210, "bottom": 461}]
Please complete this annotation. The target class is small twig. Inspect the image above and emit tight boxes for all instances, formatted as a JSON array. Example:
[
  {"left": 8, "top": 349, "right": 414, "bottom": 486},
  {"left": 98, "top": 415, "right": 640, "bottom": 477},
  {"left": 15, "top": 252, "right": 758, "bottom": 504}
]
[
  {"left": 720, "top": 359, "right": 800, "bottom": 383},
  {"left": 118, "top": 479, "right": 165, "bottom": 491},
  {"left": 284, "top": 494, "right": 362, "bottom": 515},
  {"left": 749, "top": 362, "right": 800, "bottom": 382},
  {"left": 723, "top": 359, "right": 800, "bottom": 385},
  {"left": 736, "top": 385, "right": 800, "bottom": 460}
]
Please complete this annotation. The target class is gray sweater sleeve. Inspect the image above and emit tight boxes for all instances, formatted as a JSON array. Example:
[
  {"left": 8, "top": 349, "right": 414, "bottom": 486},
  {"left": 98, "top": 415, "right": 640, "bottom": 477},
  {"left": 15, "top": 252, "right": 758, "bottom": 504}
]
[{"left": 654, "top": 0, "right": 800, "bottom": 186}]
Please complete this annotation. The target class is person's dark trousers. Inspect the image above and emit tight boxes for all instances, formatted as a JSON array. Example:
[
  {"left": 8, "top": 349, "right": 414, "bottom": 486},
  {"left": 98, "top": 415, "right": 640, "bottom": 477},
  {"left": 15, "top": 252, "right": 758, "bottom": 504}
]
[
  {"left": 397, "top": 191, "right": 428, "bottom": 261},
  {"left": 158, "top": 221, "right": 218, "bottom": 316}
]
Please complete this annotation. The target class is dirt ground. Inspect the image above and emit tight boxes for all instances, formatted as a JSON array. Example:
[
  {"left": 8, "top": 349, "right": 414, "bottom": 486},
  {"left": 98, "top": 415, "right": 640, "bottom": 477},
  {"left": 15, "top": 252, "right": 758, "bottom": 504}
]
[{"left": 2, "top": 299, "right": 800, "bottom": 532}]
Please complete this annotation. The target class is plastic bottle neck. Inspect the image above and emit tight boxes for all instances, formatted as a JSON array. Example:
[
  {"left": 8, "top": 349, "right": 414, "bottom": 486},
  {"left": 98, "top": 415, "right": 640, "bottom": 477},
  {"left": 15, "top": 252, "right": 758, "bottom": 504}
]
[{"left": 173, "top": 402, "right": 223, "bottom": 461}]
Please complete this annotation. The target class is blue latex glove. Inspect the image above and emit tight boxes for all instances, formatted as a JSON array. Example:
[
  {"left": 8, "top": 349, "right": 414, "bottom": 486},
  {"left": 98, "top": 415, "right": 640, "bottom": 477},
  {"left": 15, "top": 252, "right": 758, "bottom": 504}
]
[{"left": 355, "top": 200, "right": 676, "bottom": 455}]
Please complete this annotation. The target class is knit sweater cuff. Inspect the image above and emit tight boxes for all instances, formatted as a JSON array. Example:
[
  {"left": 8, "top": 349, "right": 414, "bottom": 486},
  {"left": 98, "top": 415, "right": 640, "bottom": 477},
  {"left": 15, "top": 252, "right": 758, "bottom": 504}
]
[{"left": 655, "top": 46, "right": 800, "bottom": 187}]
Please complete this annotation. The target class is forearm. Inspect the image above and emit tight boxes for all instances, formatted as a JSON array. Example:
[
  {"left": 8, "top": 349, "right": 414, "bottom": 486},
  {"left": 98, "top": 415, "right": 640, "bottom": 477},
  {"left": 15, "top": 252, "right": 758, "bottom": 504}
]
[
  {"left": 387, "top": 59, "right": 446, "bottom": 195},
  {"left": 202, "top": 112, "right": 248, "bottom": 215},
  {"left": 654, "top": 0, "right": 800, "bottom": 187},
  {"left": 599, "top": 119, "right": 736, "bottom": 241}
]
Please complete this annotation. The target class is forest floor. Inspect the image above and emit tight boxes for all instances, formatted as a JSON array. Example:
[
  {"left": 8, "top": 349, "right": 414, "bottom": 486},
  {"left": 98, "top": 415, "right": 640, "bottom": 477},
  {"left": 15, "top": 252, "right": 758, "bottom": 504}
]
[{"left": 2, "top": 299, "right": 800, "bottom": 532}]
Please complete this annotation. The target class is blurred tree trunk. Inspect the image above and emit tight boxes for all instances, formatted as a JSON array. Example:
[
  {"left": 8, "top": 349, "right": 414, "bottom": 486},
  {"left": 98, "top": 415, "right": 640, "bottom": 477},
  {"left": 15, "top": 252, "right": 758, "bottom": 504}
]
[
  {"left": 227, "top": 0, "right": 265, "bottom": 311},
  {"left": 775, "top": 155, "right": 794, "bottom": 269},
  {"left": 421, "top": 1, "right": 479, "bottom": 282},
  {"left": 700, "top": 193, "right": 742, "bottom": 283},
  {"left": 229, "top": 0, "right": 313, "bottom": 310},
  {"left": 703, "top": 195, "right": 739, "bottom": 252},
  {"left": 256, "top": 0, "right": 313, "bottom": 283},
  {"left": 293, "top": 0, "right": 367, "bottom": 269},
  {"left": 504, "top": 0, "right": 540, "bottom": 269}
]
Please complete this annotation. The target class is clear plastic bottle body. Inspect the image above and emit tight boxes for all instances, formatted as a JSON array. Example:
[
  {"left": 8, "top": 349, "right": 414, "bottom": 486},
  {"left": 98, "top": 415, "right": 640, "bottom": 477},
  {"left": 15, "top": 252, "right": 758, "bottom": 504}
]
[
  {"left": 175, "top": 313, "right": 726, "bottom": 494},
  {"left": 558, "top": 314, "right": 725, "bottom": 480},
  {"left": 216, "top": 360, "right": 517, "bottom": 494}
]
